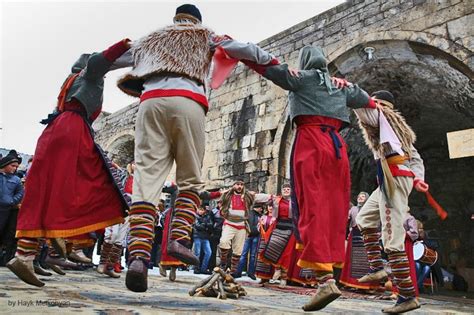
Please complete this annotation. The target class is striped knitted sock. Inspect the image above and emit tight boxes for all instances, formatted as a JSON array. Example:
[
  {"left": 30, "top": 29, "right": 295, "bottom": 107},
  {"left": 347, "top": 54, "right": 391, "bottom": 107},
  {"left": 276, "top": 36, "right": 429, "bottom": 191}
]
[
  {"left": 388, "top": 251, "right": 415, "bottom": 299},
  {"left": 315, "top": 270, "right": 334, "bottom": 285},
  {"left": 15, "top": 238, "right": 39, "bottom": 261},
  {"left": 127, "top": 202, "right": 157, "bottom": 262},
  {"left": 230, "top": 254, "right": 241, "bottom": 273},
  {"left": 170, "top": 190, "right": 200, "bottom": 244},
  {"left": 360, "top": 228, "right": 384, "bottom": 272}
]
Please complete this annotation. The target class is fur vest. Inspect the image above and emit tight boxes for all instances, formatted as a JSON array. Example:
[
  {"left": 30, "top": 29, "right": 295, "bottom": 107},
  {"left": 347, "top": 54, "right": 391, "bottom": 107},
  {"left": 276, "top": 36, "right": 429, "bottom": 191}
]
[
  {"left": 118, "top": 23, "right": 213, "bottom": 97},
  {"left": 358, "top": 104, "right": 416, "bottom": 159}
]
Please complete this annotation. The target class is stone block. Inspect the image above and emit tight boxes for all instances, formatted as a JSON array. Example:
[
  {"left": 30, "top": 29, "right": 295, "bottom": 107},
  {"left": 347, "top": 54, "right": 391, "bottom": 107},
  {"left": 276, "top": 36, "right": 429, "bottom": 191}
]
[{"left": 381, "top": 0, "right": 400, "bottom": 11}]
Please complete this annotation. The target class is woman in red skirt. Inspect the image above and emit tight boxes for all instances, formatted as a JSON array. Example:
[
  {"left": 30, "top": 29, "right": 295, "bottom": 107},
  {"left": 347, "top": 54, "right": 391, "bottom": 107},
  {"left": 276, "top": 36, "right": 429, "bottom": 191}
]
[
  {"left": 7, "top": 39, "right": 131, "bottom": 287},
  {"left": 239, "top": 44, "right": 376, "bottom": 311}
]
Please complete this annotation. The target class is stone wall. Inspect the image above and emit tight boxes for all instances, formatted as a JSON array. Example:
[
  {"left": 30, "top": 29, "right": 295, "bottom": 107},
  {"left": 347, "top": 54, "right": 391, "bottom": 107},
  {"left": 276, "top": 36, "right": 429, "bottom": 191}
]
[{"left": 203, "top": 0, "right": 473, "bottom": 192}]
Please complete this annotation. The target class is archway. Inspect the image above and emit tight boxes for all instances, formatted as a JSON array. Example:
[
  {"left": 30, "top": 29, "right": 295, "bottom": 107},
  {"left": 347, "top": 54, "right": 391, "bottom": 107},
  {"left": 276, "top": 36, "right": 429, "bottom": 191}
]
[
  {"left": 106, "top": 134, "right": 135, "bottom": 168},
  {"left": 277, "top": 39, "right": 474, "bottom": 271},
  {"left": 331, "top": 40, "right": 474, "bottom": 270}
]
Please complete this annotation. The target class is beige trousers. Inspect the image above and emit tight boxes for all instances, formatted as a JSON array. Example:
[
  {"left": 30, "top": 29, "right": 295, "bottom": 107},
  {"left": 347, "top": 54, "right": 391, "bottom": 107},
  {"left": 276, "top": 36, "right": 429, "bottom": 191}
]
[
  {"left": 219, "top": 224, "right": 247, "bottom": 255},
  {"left": 356, "top": 176, "right": 413, "bottom": 253},
  {"left": 104, "top": 217, "right": 130, "bottom": 246},
  {"left": 132, "top": 97, "right": 206, "bottom": 205}
]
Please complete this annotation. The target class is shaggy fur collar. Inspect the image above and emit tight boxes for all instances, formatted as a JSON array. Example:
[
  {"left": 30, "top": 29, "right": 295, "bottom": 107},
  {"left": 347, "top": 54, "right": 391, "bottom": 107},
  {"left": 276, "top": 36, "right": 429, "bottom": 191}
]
[
  {"left": 118, "top": 23, "right": 213, "bottom": 97},
  {"left": 359, "top": 106, "right": 416, "bottom": 158}
]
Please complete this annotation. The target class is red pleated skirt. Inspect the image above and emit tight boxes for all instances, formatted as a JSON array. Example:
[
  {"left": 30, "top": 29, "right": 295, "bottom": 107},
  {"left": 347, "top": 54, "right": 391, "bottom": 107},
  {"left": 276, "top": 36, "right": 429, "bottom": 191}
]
[
  {"left": 292, "top": 116, "right": 350, "bottom": 272},
  {"left": 16, "top": 101, "right": 124, "bottom": 238}
]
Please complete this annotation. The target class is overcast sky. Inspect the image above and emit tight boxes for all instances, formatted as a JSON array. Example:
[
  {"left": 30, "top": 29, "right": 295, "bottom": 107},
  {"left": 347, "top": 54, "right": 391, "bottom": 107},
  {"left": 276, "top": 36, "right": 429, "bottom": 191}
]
[{"left": 0, "top": 0, "right": 345, "bottom": 154}]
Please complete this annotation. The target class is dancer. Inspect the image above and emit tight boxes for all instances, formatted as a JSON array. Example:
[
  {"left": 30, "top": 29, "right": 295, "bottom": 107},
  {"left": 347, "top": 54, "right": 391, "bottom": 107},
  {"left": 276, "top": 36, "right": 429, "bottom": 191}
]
[
  {"left": 7, "top": 39, "right": 131, "bottom": 287},
  {"left": 355, "top": 90, "right": 428, "bottom": 313},
  {"left": 118, "top": 4, "right": 279, "bottom": 292},
  {"left": 221, "top": 43, "right": 375, "bottom": 310}
]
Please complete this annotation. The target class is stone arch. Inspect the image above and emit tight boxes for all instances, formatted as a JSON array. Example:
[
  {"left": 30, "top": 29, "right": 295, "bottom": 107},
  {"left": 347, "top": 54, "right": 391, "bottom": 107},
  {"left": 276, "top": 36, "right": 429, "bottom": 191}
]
[
  {"left": 325, "top": 30, "right": 472, "bottom": 74},
  {"left": 105, "top": 130, "right": 135, "bottom": 168},
  {"left": 326, "top": 39, "right": 473, "bottom": 266}
]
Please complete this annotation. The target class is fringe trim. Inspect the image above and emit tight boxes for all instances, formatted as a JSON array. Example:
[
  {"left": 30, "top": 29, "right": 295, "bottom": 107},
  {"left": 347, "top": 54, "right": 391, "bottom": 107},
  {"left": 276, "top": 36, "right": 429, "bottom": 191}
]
[
  {"left": 16, "top": 217, "right": 124, "bottom": 239},
  {"left": 160, "top": 260, "right": 184, "bottom": 267},
  {"left": 296, "top": 259, "right": 343, "bottom": 272},
  {"left": 359, "top": 105, "right": 416, "bottom": 159}
]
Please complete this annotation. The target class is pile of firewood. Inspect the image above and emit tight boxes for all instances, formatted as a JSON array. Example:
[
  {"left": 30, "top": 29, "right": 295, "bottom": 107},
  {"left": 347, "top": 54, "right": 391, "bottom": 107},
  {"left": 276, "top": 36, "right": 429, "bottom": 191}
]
[{"left": 189, "top": 267, "right": 247, "bottom": 299}]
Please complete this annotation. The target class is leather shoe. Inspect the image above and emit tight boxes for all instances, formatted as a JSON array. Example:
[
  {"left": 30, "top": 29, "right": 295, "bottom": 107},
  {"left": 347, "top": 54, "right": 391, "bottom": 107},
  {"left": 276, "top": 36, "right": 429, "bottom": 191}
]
[
  {"left": 167, "top": 240, "right": 199, "bottom": 266},
  {"left": 358, "top": 269, "right": 388, "bottom": 283},
  {"left": 45, "top": 256, "right": 79, "bottom": 270},
  {"left": 50, "top": 238, "right": 67, "bottom": 259},
  {"left": 7, "top": 257, "right": 45, "bottom": 287},
  {"left": 126, "top": 257, "right": 148, "bottom": 292},
  {"left": 382, "top": 298, "right": 420, "bottom": 313},
  {"left": 33, "top": 260, "right": 52, "bottom": 276},
  {"left": 302, "top": 279, "right": 341, "bottom": 312}
]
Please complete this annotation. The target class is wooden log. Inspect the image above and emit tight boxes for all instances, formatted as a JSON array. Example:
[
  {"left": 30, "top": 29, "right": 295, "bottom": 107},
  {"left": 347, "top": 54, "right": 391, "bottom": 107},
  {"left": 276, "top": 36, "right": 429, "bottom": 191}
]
[
  {"left": 223, "top": 282, "right": 240, "bottom": 292},
  {"left": 189, "top": 272, "right": 217, "bottom": 296},
  {"left": 200, "top": 273, "right": 221, "bottom": 292},
  {"left": 217, "top": 279, "right": 227, "bottom": 300},
  {"left": 226, "top": 292, "right": 239, "bottom": 299},
  {"left": 213, "top": 267, "right": 234, "bottom": 283},
  {"left": 202, "top": 288, "right": 219, "bottom": 298}
]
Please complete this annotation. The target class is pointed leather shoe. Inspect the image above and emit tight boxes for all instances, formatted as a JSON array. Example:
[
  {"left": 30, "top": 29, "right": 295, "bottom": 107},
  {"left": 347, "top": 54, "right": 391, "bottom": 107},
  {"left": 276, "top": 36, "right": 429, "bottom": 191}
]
[
  {"left": 7, "top": 258, "right": 45, "bottom": 287},
  {"left": 358, "top": 269, "right": 388, "bottom": 283},
  {"left": 302, "top": 280, "right": 341, "bottom": 312}
]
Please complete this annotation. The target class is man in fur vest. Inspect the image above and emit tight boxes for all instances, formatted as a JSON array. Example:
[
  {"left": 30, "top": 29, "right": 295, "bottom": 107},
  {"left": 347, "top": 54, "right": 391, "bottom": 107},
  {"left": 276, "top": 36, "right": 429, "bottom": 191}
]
[
  {"left": 116, "top": 4, "right": 279, "bottom": 293},
  {"left": 216, "top": 180, "right": 269, "bottom": 276},
  {"left": 354, "top": 90, "right": 428, "bottom": 314}
]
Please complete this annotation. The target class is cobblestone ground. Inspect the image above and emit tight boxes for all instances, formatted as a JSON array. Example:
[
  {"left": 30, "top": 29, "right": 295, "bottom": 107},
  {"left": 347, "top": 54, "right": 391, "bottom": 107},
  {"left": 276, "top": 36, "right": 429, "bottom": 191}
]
[{"left": 0, "top": 267, "right": 472, "bottom": 314}]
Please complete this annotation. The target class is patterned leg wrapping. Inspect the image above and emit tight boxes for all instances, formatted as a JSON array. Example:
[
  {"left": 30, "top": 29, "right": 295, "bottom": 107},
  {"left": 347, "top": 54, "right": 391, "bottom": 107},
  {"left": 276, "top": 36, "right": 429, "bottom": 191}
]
[
  {"left": 15, "top": 238, "right": 39, "bottom": 261},
  {"left": 388, "top": 251, "right": 416, "bottom": 299},
  {"left": 110, "top": 244, "right": 122, "bottom": 265},
  {"left": 220, "top": 248, "right": 230, "bottom": 270},
  {"left": 230, "top": 254, "right": 241, "bottom": 273},
  {"left": 100, "top": 242, "right": 113, "bottom": 265},
  {"left": 360, "top": 228, "right": 384, "bottom": 271},
  {"left": 315, "top": 270, "right": 334, "bottom": 285},
  {"left": 170, "top": 191, "right": 200, "bottom": 245},
  {"left": 127, "top": 202, "right": 157, "bottom": 262}
]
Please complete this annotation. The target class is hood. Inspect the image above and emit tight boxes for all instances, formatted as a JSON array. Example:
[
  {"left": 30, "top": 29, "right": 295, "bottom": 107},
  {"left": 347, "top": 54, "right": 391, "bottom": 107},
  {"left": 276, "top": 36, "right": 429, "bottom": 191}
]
[
  {"left": 71, "top": 53, "right": 91, "bottom": 73},
  {"left": 298, "top": 46, "right": 327, "bottom": 70}
]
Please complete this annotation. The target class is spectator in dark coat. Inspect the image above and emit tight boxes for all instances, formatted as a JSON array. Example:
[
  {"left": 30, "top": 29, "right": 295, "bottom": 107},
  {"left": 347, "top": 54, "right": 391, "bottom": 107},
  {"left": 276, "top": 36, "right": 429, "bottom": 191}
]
[
  {"left": 234, "top": 204, "right": 264, "bottom": 280},
  {"left": 193, "top": 206, "right": 214, "bottom": 274},
  {"left": 0, "top": 150, "right": 23, "bottom": 265}
]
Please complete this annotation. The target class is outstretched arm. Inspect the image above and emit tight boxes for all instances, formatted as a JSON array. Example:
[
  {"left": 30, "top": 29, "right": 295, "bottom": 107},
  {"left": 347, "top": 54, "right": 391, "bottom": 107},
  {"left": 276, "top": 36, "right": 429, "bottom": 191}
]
[
  {"left": 344, "top": 83, "right": 376, "bottom": 109},
  {"left": 213, "top": 37, "right": 302, "bottom": 91},
  {"left": 83, "top": 39, "right": 131, "bottom": 80}
]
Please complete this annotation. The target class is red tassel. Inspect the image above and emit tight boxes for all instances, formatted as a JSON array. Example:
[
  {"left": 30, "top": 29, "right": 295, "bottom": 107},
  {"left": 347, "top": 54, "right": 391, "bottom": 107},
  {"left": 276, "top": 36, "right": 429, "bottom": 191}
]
[{"left": 425, "top": 191, "right": 448, "bottom": 220}]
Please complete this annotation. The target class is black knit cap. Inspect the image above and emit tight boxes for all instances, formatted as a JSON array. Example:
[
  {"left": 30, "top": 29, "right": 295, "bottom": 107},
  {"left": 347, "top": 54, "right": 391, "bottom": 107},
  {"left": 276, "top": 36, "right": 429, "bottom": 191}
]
[
  {"left": 371, "top": 90, "right": 395, "bottom": 103},
  {"left": 0, "top": 150, "right": 22, "bottom": 168},
  {"left": 175, "top": 4, "right": 202, "bottom": 22}
]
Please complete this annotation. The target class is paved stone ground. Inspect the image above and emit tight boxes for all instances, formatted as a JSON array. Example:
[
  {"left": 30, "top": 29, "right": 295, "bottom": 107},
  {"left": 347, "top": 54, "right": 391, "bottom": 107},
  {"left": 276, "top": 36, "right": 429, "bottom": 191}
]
[{"left": 0, "top": 267, "right": 472, "bottom": 314}]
